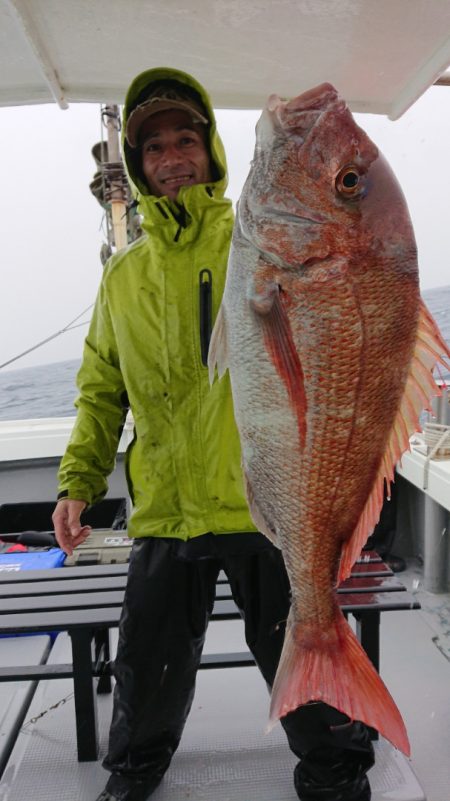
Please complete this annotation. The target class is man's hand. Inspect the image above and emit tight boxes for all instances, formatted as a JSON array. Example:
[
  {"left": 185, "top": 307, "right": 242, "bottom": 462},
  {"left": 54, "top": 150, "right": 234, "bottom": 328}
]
[{"left": 52, "top": 499, "right": 92, "bottom": 556}]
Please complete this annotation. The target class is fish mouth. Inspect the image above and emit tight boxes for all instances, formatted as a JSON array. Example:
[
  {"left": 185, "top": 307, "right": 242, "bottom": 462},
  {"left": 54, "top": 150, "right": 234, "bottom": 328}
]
[
  {"left": 267, "top": 83, "right": 345, "bottom": 136},
  {"left": 283, "top": 83, "right": 341, "bottom": 115}
]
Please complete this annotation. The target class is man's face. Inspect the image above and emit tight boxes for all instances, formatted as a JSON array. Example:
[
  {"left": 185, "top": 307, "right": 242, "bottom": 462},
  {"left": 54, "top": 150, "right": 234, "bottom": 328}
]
[{"left": 139, "top": 109, "right": 212, "bottom": 200}]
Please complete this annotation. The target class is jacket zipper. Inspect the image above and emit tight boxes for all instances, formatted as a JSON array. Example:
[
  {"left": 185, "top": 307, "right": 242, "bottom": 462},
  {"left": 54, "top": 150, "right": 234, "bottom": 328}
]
[{"left": 199, "top": 269, "right": 212, "bottom": 366}]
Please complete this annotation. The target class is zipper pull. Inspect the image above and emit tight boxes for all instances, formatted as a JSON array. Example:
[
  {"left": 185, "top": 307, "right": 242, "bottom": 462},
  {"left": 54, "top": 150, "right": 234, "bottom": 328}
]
[{"left": 199, "top": 269, "right": 212, "bottom": 366}]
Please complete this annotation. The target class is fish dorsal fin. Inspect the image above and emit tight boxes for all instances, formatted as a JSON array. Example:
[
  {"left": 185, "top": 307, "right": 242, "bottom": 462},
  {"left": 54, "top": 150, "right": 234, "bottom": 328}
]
[
  {"left": 338, "top": 299, "right": 450, "bottom": 582},
  {"left": 252, "top": 282, "right": 307, "bottom": 448},
  {"left": 208, "top": 304, "right": 229, "bottom": 384}
]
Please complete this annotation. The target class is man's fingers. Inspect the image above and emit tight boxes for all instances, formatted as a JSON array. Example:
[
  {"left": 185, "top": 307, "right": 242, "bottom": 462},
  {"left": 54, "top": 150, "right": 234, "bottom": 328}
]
[
  {"left": 52, "top": 499, "right": 88, "bottom": 555},
  {"left": 53, "top": 509, "right": 73, "bottom": 554},
  {"left": 71, "top": 525, "right": 92, "bottom": 549}
]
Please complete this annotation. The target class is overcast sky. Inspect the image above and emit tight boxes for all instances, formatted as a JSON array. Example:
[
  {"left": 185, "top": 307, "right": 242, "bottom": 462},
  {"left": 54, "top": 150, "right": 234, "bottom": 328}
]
[{"left": 1, "top": 84, "right": 449, "bottom": 373}]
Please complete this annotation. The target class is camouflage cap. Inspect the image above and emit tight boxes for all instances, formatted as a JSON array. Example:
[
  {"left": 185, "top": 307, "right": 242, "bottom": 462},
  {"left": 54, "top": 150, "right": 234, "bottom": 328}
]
[{"left": 126, "top": 85, "right": 209, "bottom": 148}]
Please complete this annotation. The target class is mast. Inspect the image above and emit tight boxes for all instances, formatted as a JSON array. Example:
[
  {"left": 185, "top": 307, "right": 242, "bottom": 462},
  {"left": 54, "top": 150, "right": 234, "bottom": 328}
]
[
  {"left": 89, "top": 106, "right": 141, "bottom": 262},
  {"left": 103, "top": 105, "right": 129, "bottom": 252}
]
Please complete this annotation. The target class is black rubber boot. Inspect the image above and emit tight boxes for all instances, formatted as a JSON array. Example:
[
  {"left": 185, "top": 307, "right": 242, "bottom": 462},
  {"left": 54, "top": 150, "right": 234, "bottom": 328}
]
[
  {"left": 293, "top": 742, "right": 372, "bottom": 800},
  {"left": 94, "top": 771, "right": 163, "bottom": 801},
  {"left": 289, "top": 711, "right": 375, "bottom": 801}
]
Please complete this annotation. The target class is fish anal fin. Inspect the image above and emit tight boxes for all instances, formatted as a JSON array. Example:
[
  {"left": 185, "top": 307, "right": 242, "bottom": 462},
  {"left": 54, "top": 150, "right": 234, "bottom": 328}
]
[
  {"left": 243, "top": 468, "right": 280, "bottom": 548},
  {"left": 339, "top": 297, "right": 450, "bottom": 582},
  {"left": 338, "top": 475, "right": 385, "bottom": 584},
  {"left": 251, "top": 282, "right": 307, "bottom": 448},
  {"left": 268, "top": 610, "right": 410, "bottom": 756},
  {"left": 208, "top": 304, "right": 229, "bottom": 384}
]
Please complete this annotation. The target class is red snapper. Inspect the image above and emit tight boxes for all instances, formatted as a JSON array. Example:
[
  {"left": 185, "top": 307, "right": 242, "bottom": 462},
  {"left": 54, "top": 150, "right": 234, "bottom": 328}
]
[{"left": 209, "top": 83, "right": 450, "bottom": 755}]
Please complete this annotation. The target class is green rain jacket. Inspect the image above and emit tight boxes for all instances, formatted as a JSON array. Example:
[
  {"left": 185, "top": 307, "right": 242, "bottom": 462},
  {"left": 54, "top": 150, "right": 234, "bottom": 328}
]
[{"left": 57, "top": 67, "right": 256, "bottom": 540}]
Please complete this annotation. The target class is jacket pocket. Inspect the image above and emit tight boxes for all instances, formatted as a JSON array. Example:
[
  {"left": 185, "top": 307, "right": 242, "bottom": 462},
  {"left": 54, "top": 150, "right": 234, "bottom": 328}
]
[
  {"left": 199, "top": 269, "right": 212, "bottom": 366},
  {"left": 124, "top": 430, "right": 137, "bottom": 505}
]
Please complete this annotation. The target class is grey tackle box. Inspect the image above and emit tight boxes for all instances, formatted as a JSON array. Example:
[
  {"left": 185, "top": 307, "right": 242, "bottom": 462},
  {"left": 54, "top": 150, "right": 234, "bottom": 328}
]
[{"left": 64, "top": 529, "right": 132, "bottom": 566}]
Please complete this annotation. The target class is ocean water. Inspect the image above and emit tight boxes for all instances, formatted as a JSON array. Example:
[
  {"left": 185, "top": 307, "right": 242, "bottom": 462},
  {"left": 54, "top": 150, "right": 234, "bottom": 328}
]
[
  {"left": 0, "top": 358, "right": 82, "bottom": 421},
  {"left": 0, "top": 285, "right": 449, "bottom": 422}
]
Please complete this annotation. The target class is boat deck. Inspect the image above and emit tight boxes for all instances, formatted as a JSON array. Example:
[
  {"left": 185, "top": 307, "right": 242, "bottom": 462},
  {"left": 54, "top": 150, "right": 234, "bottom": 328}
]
[{"left": 0, "top": 559, "right": 449, "bottom": 801}]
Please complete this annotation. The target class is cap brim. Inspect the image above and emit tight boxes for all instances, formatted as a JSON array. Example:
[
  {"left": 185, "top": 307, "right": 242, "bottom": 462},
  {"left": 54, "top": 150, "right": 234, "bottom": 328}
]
[{"left": 126, "top": 99, "right": 208, "bottom": 147}]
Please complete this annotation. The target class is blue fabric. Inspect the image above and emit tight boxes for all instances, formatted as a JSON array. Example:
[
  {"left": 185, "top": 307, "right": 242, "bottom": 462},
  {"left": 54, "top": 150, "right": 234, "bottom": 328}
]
[{"left": 0, "top": 547, "right": 66, "bottom": 572}]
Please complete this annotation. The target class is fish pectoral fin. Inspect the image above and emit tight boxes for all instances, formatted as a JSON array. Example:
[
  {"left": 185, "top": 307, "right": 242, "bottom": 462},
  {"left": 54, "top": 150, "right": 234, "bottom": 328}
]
[
  {"left": 243, "top": 469, "right": 280, "bottom": 548},
  {"left": 208, "top": 304, "right": 229, "bottom": 384},
  {"left": 338, "top": 298, "right": 450, "bottom": 582},
  {"left": 268, "top": 609, "right": 410, "bottom": 756},
  {"left": 251, "top": 282, "right": 307, "bottom": 447}
]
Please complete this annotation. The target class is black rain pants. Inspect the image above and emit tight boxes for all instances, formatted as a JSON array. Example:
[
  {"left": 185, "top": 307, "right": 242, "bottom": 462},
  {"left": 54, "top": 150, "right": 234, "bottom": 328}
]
[{"left": 102, "top": 534, "right": 374, "bottom": 801}]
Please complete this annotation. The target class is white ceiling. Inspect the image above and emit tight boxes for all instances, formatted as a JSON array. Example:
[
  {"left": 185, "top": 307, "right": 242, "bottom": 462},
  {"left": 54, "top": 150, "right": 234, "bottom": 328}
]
[{"left": 2, "top": 0, "right": 450, "bottom": 119}]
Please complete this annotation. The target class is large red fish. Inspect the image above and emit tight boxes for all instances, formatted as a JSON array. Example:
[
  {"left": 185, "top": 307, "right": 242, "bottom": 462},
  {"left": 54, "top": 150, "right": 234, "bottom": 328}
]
[{"left": 209, "top": 83, "right": 450, "bottom": 755}]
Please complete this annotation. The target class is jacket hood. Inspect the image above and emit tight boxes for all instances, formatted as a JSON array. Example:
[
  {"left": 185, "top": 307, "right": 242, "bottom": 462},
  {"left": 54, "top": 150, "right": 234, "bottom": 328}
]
[{"left": 122, "top": 67, "right": 228, "bottom": 201}]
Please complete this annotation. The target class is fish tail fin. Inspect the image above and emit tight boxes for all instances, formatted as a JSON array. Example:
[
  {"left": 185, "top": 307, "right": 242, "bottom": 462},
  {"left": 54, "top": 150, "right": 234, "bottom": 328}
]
[
  {"left": 208, "top": 304, "right": 229, "bottom": 384},
  {"left": 268, "top": 609, "right": 410, "bottom": 756}
]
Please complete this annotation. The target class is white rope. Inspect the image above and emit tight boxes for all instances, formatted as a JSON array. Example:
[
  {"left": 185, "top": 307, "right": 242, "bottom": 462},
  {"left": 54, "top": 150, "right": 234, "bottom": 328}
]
[{"left": 0, "top": 304, "right": 93, "bottom": 370}]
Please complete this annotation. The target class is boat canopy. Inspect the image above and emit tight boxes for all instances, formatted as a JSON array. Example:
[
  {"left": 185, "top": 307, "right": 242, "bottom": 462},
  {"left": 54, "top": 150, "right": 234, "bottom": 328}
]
[{"left": 2, "top": 0, "right": 450, "bottom": 118}]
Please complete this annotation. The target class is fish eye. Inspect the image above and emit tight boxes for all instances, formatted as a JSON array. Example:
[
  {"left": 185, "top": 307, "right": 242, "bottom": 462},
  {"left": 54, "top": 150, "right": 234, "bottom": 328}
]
[{"left": 335, "top": 165, "right": 362, "bottom": 196}]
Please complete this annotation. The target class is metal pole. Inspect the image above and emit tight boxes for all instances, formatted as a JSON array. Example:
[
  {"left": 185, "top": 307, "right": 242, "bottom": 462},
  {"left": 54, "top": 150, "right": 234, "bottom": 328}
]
[
  {"left": 104, "top": 105, "right": 128, "bottom": 251},
  {"left": 423, "top": 496, "right": 448, "bottom": 592},
  {"left": 435, "top": 386, "right": 450, "bottom": 426}
]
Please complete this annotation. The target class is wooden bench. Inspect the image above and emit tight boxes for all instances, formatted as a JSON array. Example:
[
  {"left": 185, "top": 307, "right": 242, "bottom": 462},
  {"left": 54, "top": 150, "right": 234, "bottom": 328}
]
[{"left": 0, "top": 551, "right": 419, "bottom": 762}]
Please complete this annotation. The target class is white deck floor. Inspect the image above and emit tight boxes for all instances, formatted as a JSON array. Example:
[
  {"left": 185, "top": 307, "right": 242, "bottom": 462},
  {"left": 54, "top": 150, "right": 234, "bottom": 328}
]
[
  {"left": 0, "top": 559, "right": 449, "bottom": 801},
  {"left": 379, "top": 560, "right": 450, "bottom": 801}
]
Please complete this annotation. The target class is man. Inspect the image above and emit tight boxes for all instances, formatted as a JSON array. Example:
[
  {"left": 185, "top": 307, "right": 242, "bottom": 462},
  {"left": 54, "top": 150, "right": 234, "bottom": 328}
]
[{"left": 53, "top": 67, "right": 374, "bottom": 801}]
